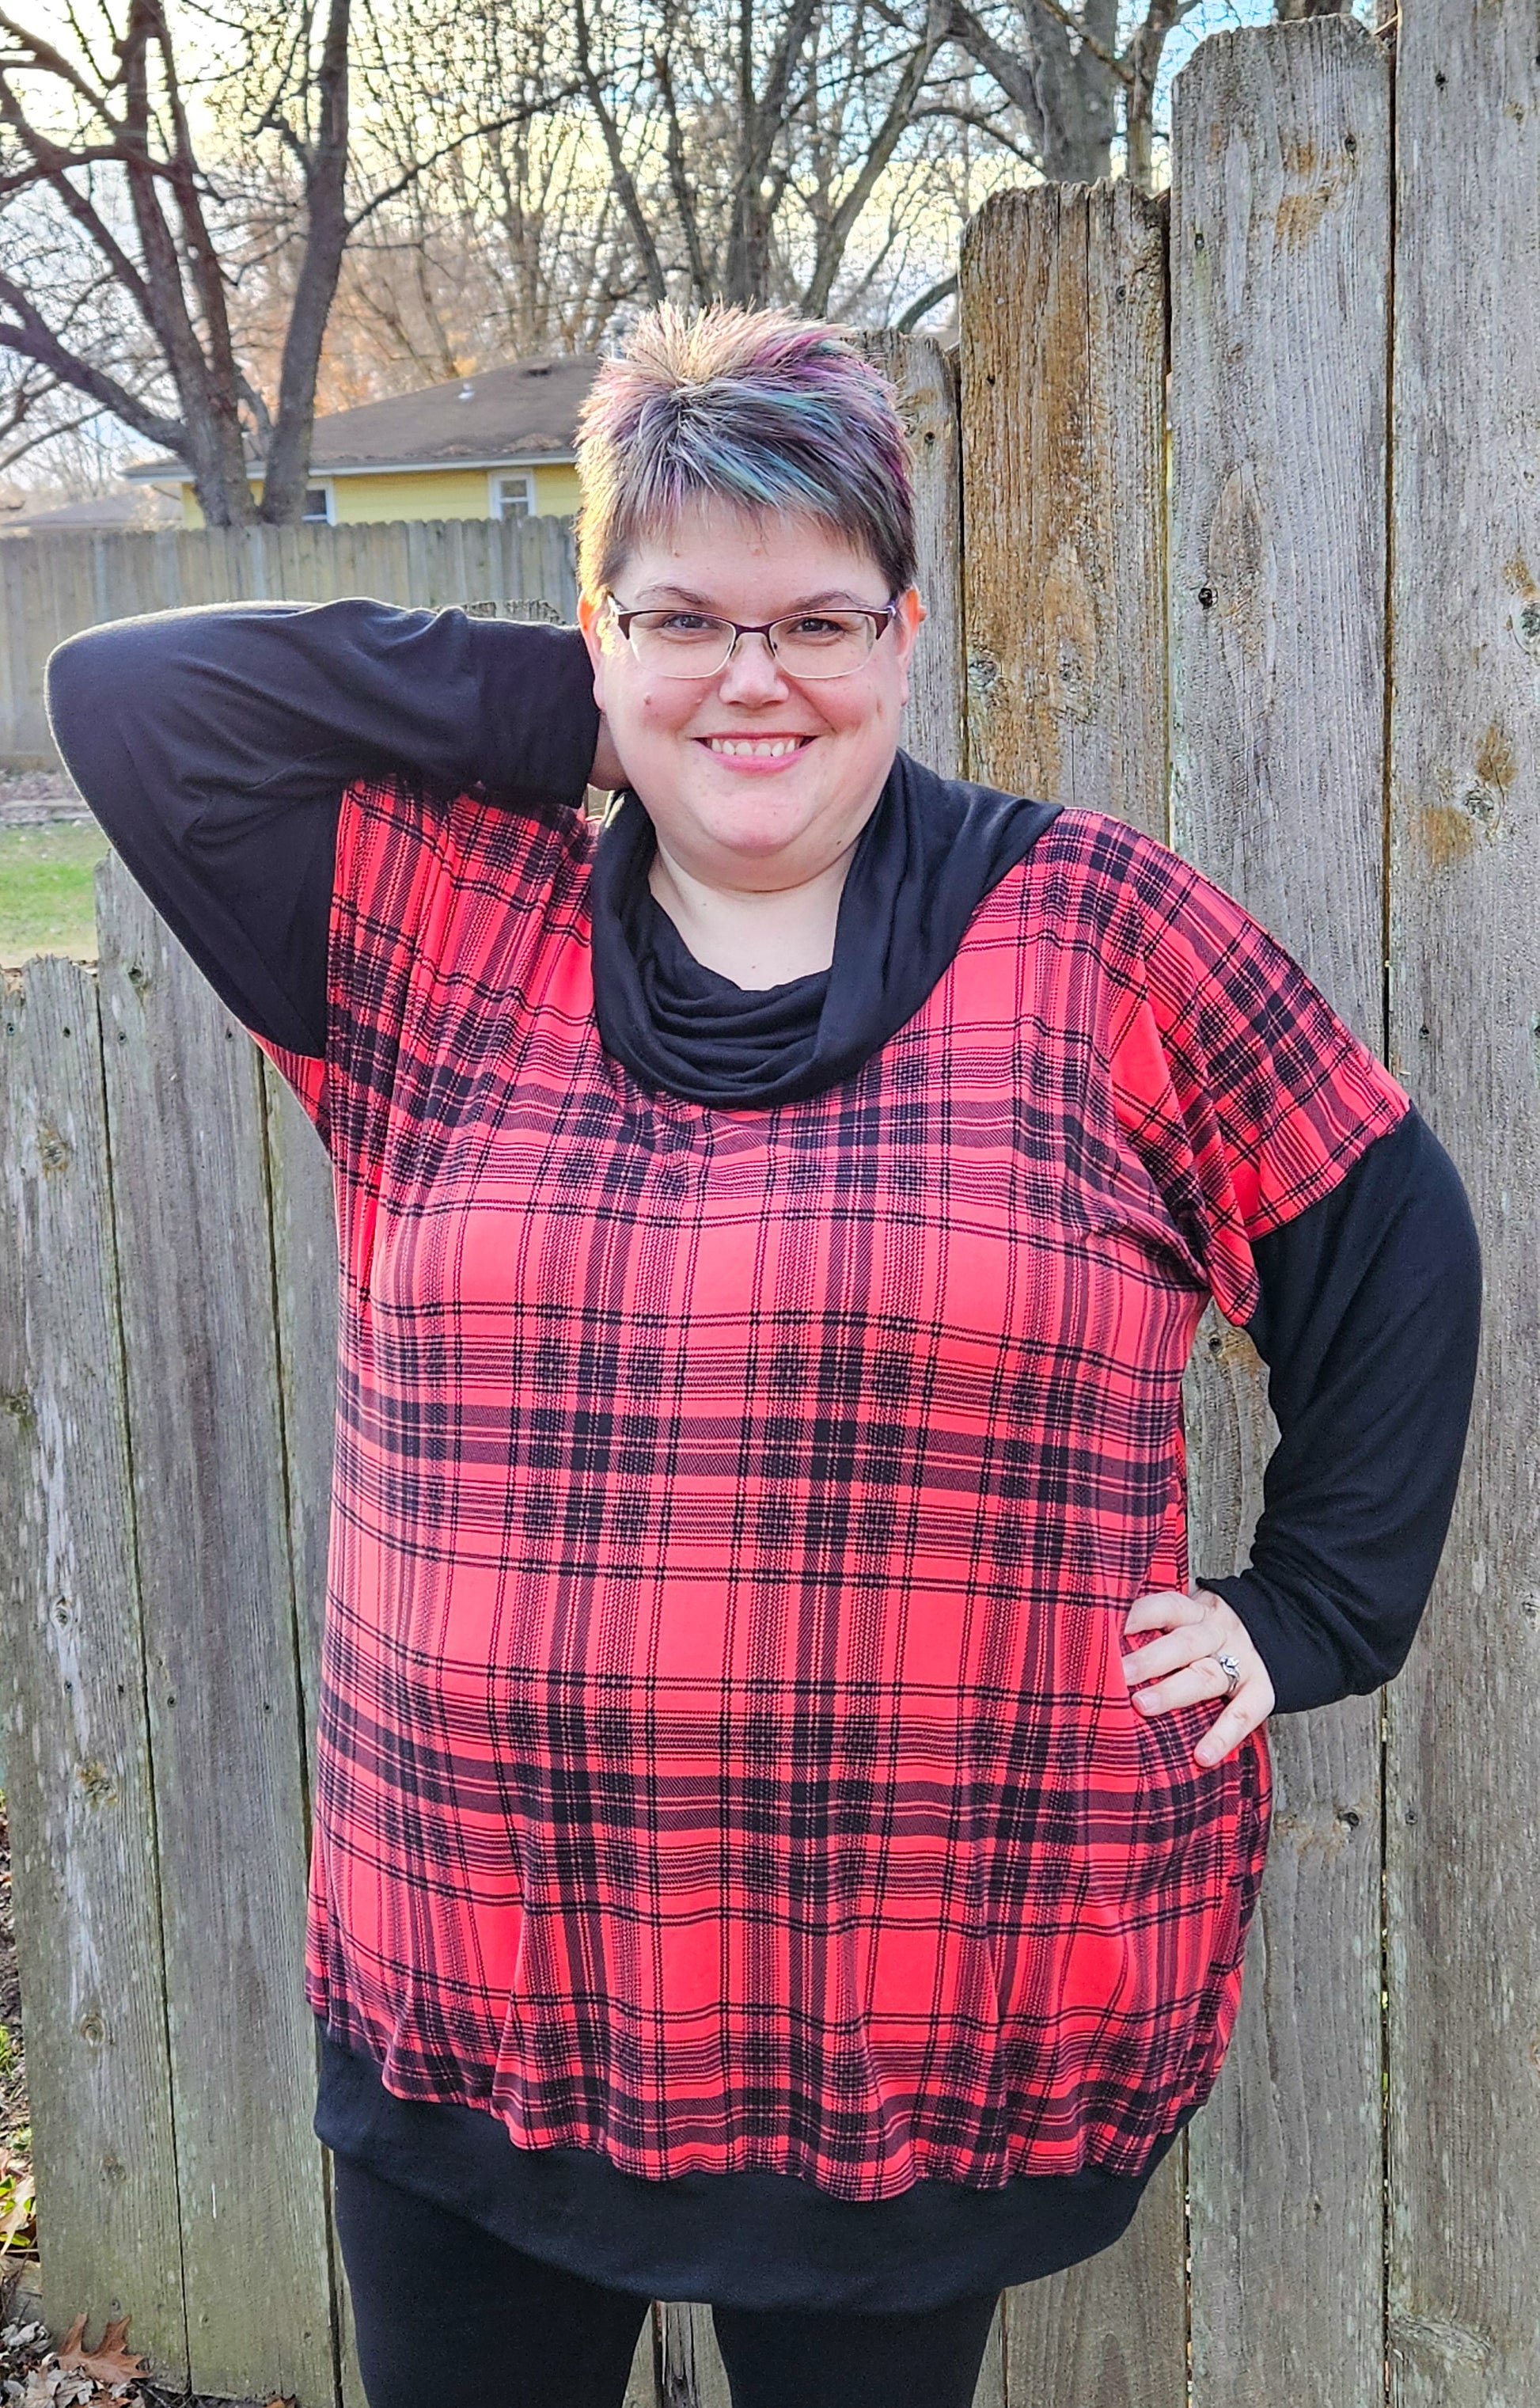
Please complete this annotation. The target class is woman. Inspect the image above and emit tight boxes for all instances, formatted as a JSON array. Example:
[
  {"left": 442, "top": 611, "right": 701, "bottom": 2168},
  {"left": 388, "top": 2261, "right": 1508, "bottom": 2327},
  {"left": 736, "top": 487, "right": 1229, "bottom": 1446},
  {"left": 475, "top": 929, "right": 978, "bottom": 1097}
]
[{"left": 47, "top": 305, "right": 1480, "bottom": 2408}]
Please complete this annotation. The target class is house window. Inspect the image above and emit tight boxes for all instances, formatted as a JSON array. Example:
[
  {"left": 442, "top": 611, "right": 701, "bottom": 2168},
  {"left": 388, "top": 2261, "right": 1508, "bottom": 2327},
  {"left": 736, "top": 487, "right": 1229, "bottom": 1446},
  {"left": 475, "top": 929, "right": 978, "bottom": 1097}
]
[
  {"left": 491, "top": 472, "right": 534, "bottom": 521},
  {"left": 302, "top": 484, "right": 334, "bottom": 523}
]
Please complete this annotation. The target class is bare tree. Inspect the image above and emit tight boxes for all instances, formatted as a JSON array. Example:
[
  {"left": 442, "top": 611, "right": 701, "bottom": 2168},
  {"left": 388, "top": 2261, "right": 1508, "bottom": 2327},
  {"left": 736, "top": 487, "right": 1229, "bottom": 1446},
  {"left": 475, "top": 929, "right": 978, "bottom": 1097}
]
[
  {"left": 286, "top": 0, "right": 991, "bottom": 391},
  {"left": 943, "top": 0, "right": 1355, "bottom": 191},
  {"left": 0, "top": 0, "right": 355, "bottom": 523}
]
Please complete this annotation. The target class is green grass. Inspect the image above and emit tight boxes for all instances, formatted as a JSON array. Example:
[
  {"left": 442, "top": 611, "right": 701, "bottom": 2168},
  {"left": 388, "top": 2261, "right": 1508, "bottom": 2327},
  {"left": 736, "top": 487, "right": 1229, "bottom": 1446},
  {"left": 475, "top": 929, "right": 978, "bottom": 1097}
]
[{"left": 0, "top": 823, "right": 112, "bottom": 967}]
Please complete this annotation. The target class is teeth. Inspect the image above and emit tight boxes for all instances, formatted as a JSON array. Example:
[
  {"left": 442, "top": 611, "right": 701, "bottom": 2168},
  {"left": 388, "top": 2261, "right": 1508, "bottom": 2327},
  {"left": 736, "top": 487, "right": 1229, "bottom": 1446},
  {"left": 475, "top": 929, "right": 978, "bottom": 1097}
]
[{"left": 706, "top": 736, "right": 804, "bottom": 758}]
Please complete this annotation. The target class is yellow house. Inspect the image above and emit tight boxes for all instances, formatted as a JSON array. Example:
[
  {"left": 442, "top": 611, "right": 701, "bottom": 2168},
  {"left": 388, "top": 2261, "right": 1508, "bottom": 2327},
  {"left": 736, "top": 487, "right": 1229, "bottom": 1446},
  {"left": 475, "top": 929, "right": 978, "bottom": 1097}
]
[{"left": 127, "top": 355, "right": 597, "bottom": 528}]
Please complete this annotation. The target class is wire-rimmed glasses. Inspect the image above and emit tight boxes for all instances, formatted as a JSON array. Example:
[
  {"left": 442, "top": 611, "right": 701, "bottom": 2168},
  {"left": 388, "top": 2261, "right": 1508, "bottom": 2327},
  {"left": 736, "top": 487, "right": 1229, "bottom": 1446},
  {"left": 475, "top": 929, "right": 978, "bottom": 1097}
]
[{"left": 606, "top": 596, "right": 897, "bottom": 680}]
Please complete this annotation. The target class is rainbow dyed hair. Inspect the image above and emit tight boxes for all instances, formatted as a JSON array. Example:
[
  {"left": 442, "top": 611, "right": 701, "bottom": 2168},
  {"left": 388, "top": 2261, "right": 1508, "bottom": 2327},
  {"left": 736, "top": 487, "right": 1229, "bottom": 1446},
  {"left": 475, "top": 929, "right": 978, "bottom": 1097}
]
[{"left": 575, "top": 303, "right": 916, "bottom": 600}]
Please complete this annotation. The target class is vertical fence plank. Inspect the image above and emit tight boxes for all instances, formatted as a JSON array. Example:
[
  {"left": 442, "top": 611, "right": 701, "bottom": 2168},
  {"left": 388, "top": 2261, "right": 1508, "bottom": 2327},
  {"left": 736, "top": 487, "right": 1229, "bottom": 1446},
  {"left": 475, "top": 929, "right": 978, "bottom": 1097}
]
[
  {"left": 1385, "top": 0, "right": 1540, "bottom": 2398},
  {"left": 659, "top": 2304, "right": 733, "bottom": 2408},
  {"left": 858, "top": 332, "right": 965, "bottom": 779},
  {"left": 959, "top": 180, "right": 1168, "bottom": 834},
  {"left": 624, "top": 2315, "right": 658, "bottom": 2405},
  {"left": 260, "top": 1062, "right": 360, "bottom": 2404},
  {"left": 95, "top": 856, "right": 339, "bottom": 2407},
  {"left": 958, "top": 175, "right": 1182, "bottom": 2408},
  {"left": 1169, "top": 21, "right": 1393, "bottom": 2408},
  {"left": 0, "top": 959, "right": 188, "bottom": 2380}
]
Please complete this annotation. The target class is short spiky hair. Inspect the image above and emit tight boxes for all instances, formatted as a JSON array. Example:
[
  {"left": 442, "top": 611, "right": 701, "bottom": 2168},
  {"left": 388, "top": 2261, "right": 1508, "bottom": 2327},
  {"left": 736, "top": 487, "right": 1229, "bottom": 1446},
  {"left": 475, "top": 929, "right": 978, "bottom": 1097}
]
[{"left": 575, "top": 302, "right": 916, "bottom": 599}]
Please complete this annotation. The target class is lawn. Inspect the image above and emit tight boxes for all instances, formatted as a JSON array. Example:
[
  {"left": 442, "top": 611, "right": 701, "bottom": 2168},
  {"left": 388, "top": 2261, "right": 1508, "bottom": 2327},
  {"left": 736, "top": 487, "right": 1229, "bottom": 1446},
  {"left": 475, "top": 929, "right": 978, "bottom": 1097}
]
[{"left": 0, "top": 822, "right": 112, "bottom": 967}]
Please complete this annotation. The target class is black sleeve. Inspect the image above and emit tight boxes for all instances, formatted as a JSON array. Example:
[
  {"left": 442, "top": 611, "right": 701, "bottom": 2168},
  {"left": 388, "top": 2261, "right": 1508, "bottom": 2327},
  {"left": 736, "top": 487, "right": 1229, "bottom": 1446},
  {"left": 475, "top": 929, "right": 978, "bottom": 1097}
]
[
  {"left": 44, "top": 600, "right": 601, "bottom": 1057},
  {"left": 1198, "top": 1105, "right": 1481, "bottom": 1715}
]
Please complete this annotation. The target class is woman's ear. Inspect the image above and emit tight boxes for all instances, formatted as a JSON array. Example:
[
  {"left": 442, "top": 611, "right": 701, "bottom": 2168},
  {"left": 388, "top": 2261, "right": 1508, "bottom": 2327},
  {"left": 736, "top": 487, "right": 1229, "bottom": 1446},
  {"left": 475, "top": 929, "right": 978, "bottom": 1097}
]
[
  {"left": 577, "top": 589, "right": 606, "bottom": 672},
  {"left": 892, "top": 586, "right": 926, "bottom": 709}
]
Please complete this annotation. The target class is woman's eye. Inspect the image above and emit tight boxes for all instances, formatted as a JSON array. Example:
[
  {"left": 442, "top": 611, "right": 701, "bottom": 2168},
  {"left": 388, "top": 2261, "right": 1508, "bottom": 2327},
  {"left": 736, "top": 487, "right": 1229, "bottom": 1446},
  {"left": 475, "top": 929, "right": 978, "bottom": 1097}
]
[
  {"left": 787, "top": 615, "right": 852, "bottom": 639},
  {"left": 656, "top": 612, "right": 718, "bottom": 633}
]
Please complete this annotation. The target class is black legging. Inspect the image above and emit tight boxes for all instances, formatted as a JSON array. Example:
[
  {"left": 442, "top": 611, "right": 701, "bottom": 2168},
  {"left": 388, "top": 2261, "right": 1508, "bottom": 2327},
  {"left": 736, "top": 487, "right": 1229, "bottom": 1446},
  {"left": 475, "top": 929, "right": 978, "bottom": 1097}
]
[{"left": 333, "top": 2153, "right": 1002, "bottom": 2408}]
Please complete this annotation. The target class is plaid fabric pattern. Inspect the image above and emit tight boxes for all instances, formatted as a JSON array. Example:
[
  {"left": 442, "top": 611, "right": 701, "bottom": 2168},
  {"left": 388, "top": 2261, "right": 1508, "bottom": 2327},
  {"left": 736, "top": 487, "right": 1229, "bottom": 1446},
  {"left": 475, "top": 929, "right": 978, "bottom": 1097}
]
[{"left": 258, "top": 788, "right": 1407, "bottom": 2194}]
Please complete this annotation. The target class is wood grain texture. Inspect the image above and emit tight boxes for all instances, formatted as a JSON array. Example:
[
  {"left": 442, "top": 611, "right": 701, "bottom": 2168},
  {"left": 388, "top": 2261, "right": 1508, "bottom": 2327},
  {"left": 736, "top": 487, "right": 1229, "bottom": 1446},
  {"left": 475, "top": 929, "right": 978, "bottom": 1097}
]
[
  {"left": 998, "top": 2161, "right": 1185, "bottom": 2408},
  {"left": 0, "top": 959, "right": 188, "bottom": 2380},
  {"left": 1385, "top": 0, "right": 1540, "bottom": 2398},
  {"left": 958, "top": 173, "right": 1183, "bottom": 2408},
  {"left": 857, "top": 332, "right": 965, "bottom": 779},
  {"left": 959, "top": 179, "right": 1168, "bottom": 834},
  {"left": 658, "top": 2300, "right": 732, "bottom": 2408},
  {"left": 1170, "top": 18, "right": 1391, "bottom": 1024},
  {"left": 1169, "top": 20, "right": 1392, "bottom": 2406},
  {"left": 95, "top": 856, "right": 339, "bottom": 2407},
  {"left": 262, "top": 1066, "right": 355, "bottom": 2405},
  {"left": 624, "top": 2311, "right": 660, "bottom": 2406}
]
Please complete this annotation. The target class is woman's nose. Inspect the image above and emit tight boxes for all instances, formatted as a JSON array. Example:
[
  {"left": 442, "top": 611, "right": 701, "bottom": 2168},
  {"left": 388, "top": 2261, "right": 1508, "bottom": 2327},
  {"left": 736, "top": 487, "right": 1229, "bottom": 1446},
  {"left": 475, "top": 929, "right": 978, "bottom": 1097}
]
[{"left": 715, "top": 629, "right": 791, "bottom": 702}]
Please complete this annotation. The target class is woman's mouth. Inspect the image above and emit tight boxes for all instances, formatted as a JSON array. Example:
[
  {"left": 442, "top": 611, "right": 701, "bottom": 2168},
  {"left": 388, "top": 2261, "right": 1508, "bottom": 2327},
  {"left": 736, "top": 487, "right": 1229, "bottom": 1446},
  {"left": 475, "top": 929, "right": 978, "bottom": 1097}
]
[{"left": 698, "top": 734, "right": 814, "bottom": 768}]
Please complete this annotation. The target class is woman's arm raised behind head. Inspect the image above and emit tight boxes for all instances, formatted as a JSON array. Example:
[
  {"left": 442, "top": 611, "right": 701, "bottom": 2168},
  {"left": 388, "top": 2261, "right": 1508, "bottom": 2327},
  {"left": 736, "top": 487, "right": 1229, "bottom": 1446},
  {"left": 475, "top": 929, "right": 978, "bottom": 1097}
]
[{"left": 44, "top": 599, "right": 599, "bottom": 1054}]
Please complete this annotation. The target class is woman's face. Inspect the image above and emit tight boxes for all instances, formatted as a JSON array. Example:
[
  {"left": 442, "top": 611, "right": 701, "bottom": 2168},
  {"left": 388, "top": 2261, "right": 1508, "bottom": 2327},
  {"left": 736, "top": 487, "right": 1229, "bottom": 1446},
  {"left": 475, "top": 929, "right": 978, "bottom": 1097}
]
[{"left": 578, "top": 496, "right": 924, "bottom": 894}]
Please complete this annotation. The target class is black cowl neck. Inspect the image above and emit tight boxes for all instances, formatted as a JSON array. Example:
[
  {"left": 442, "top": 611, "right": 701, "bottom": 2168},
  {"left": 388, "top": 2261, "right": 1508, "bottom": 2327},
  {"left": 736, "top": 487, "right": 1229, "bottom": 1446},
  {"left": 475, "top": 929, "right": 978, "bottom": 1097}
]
[{"left": 588, "top": 749, "right": 1060, "bottom": 1109}]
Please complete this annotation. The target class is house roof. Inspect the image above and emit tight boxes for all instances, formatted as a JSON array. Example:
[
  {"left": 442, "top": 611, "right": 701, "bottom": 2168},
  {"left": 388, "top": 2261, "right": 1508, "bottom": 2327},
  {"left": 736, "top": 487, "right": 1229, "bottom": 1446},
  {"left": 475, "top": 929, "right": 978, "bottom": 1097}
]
[
  {"left": 0, "top": 484, "right": 180, "bottom": 532},
  {"left": 127, "top": 354, "right": 600, "bottom": 483}
]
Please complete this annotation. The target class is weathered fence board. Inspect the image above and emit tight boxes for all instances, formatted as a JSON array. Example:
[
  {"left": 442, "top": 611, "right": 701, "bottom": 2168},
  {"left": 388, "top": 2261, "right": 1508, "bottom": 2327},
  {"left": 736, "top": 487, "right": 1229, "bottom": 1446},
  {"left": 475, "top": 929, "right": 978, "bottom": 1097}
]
[
  {"left": 260, "top": 1065, "right": 357, "bottom": 2404},
  {"left": 1384, "top": 0, "right": 1540, "bottom": 2399},
  {"left": 94, "top": 856, "right": 338, "bottom": 2406},
  {"left": 0, "top": 515, "right": 578, "bottom": 769},
  {"left": 0, "top": 960, "right": 187, "bottom": 2378},
  {"left": 1170, "top": 21, "right": 1394, "bottom": 2408},
  {"left": 958, "top": 180, "right": 1168, "bottom": 832},
  {"left": 859, "top": 331, "right": 966, "bottom": 781},
  {"left": 659, "top": 2305, "right": 734, "bottom": 2408},
  {"left": 958, "top": 177, "right": 1185, "bottom": 2408}
]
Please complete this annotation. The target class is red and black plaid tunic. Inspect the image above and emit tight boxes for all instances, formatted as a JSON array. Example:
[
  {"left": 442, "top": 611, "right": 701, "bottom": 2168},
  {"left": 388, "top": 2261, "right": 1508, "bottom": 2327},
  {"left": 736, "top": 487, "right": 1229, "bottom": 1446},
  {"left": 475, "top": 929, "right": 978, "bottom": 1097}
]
[{"left": 260, "top": 779, "right": 1406, "bottom": 2197}]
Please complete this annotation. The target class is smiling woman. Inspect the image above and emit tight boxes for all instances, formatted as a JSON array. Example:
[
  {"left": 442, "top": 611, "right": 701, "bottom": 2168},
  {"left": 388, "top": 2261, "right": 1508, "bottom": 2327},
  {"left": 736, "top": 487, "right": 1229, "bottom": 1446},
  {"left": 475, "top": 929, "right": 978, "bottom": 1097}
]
[
  {"left": 581, "top": 503, "right": 923, "bottom": 984},
  {"left": 42, "top": 302, "right": 1481, "bottom": 2408}
]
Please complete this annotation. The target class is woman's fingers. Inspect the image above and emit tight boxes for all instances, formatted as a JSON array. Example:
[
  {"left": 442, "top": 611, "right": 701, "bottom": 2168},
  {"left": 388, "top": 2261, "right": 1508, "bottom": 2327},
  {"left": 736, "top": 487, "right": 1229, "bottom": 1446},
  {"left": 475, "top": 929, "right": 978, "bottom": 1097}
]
[{"left": 1120, "top": 1586, "right": 1275, "bottom": 1768}]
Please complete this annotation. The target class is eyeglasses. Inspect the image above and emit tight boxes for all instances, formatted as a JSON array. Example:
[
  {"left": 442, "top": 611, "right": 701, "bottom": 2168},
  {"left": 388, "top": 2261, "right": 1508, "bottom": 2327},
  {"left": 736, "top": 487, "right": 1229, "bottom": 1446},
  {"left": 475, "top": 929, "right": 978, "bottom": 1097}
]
[{"left": 605, "top": 596, "right": 897, "bottom": 681}]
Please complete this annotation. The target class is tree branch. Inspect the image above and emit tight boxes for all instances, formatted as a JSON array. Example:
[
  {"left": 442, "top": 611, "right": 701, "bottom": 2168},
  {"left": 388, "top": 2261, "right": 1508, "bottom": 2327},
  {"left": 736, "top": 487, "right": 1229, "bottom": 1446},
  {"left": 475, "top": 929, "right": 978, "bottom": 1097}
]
[
  {"left": 571, "top": 0, "right": 668, "bottom": 303},
  {"left": 654, "top": 38, "right": 713, "bottom": 304},
  {"left": 802, "top": 0, "right": 950, "bottom": 315},
  {"left": 895, "top": 271, "right": 956, "bottom": 330},
  {"left": 0, "top": 275, "right": 185, "bottom": 454},
  {"left": 346, "top": 89, "right": 584, "bottom": 234},
  {"left": 260, "top": 0, "right": 352, "bottom": 520}
]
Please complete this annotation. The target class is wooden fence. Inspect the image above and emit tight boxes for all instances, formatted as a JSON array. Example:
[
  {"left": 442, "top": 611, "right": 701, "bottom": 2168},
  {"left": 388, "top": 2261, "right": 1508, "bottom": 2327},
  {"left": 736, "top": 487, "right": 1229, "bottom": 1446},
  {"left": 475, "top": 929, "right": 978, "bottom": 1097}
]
[
  {"left": 2, "top": 6, "right": 1537, "bottom": 2402},
  {"left": 0, "top": 513, "right": 579, "bottom": 769}
]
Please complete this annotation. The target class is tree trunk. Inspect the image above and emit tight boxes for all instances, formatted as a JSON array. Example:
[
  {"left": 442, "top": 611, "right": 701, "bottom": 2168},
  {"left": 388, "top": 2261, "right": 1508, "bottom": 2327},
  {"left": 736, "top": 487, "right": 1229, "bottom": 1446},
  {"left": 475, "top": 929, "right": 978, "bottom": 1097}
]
[{"left": 259, "top": 0, "right": 352, "bottom": 523}]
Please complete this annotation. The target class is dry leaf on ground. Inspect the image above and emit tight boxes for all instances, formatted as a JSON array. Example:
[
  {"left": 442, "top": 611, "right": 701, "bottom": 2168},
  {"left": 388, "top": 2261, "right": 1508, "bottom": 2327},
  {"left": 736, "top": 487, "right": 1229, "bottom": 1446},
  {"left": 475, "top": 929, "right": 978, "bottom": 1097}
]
[
  {"left": 56, "top": 2316, "right": 146, "bottom": 2389},
  {"left": 17, "top": 2369, "right": 97, "bottom": 2405}
]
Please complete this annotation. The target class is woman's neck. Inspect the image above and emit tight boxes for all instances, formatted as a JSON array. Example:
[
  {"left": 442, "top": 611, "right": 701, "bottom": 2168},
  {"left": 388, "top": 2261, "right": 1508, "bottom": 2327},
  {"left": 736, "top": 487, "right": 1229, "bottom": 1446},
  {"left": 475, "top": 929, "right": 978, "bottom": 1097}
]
[{"left": 647, "top": 839, "right": 856, "bottom": 988}]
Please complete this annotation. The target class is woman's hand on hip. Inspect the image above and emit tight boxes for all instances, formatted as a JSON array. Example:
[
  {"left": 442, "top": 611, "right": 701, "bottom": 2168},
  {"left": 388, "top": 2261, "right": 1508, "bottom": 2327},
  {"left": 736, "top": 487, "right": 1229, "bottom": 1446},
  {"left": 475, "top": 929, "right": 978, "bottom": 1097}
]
[{"left": 1120, "top": 1588, "right": 1275, "bottom": 1768}]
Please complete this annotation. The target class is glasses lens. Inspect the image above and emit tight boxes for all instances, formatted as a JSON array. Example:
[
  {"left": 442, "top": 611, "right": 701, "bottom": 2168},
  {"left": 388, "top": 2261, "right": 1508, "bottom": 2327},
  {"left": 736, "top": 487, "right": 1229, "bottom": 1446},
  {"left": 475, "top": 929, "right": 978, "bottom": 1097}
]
[
  {"left": 620, "top": 606, "right": 882, "bottom": 678},
  {"left": 768, "top": 612, "right": 878, "bottom": 678},
  {"left": 624, "top": 610, "right": 736, "bottom": 675}
]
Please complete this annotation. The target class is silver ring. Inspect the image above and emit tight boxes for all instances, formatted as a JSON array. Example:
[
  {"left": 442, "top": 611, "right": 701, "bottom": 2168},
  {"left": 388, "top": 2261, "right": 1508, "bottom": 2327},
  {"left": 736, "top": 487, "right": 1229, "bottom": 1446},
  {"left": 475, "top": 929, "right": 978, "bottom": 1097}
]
[{"left": 1213, "top": 1650, "right": 1242, "bottom": 1700}]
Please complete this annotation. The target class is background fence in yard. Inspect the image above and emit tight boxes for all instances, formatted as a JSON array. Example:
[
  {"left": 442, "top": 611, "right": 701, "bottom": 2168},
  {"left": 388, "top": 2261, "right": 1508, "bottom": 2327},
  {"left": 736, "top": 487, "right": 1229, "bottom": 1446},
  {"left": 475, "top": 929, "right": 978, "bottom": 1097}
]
[
  {"left": 0, "top": 514, "right": 580, "bottom": 770},
  {"left": 2, "top": 4, "right": 1537, "bottom": 2402}
]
